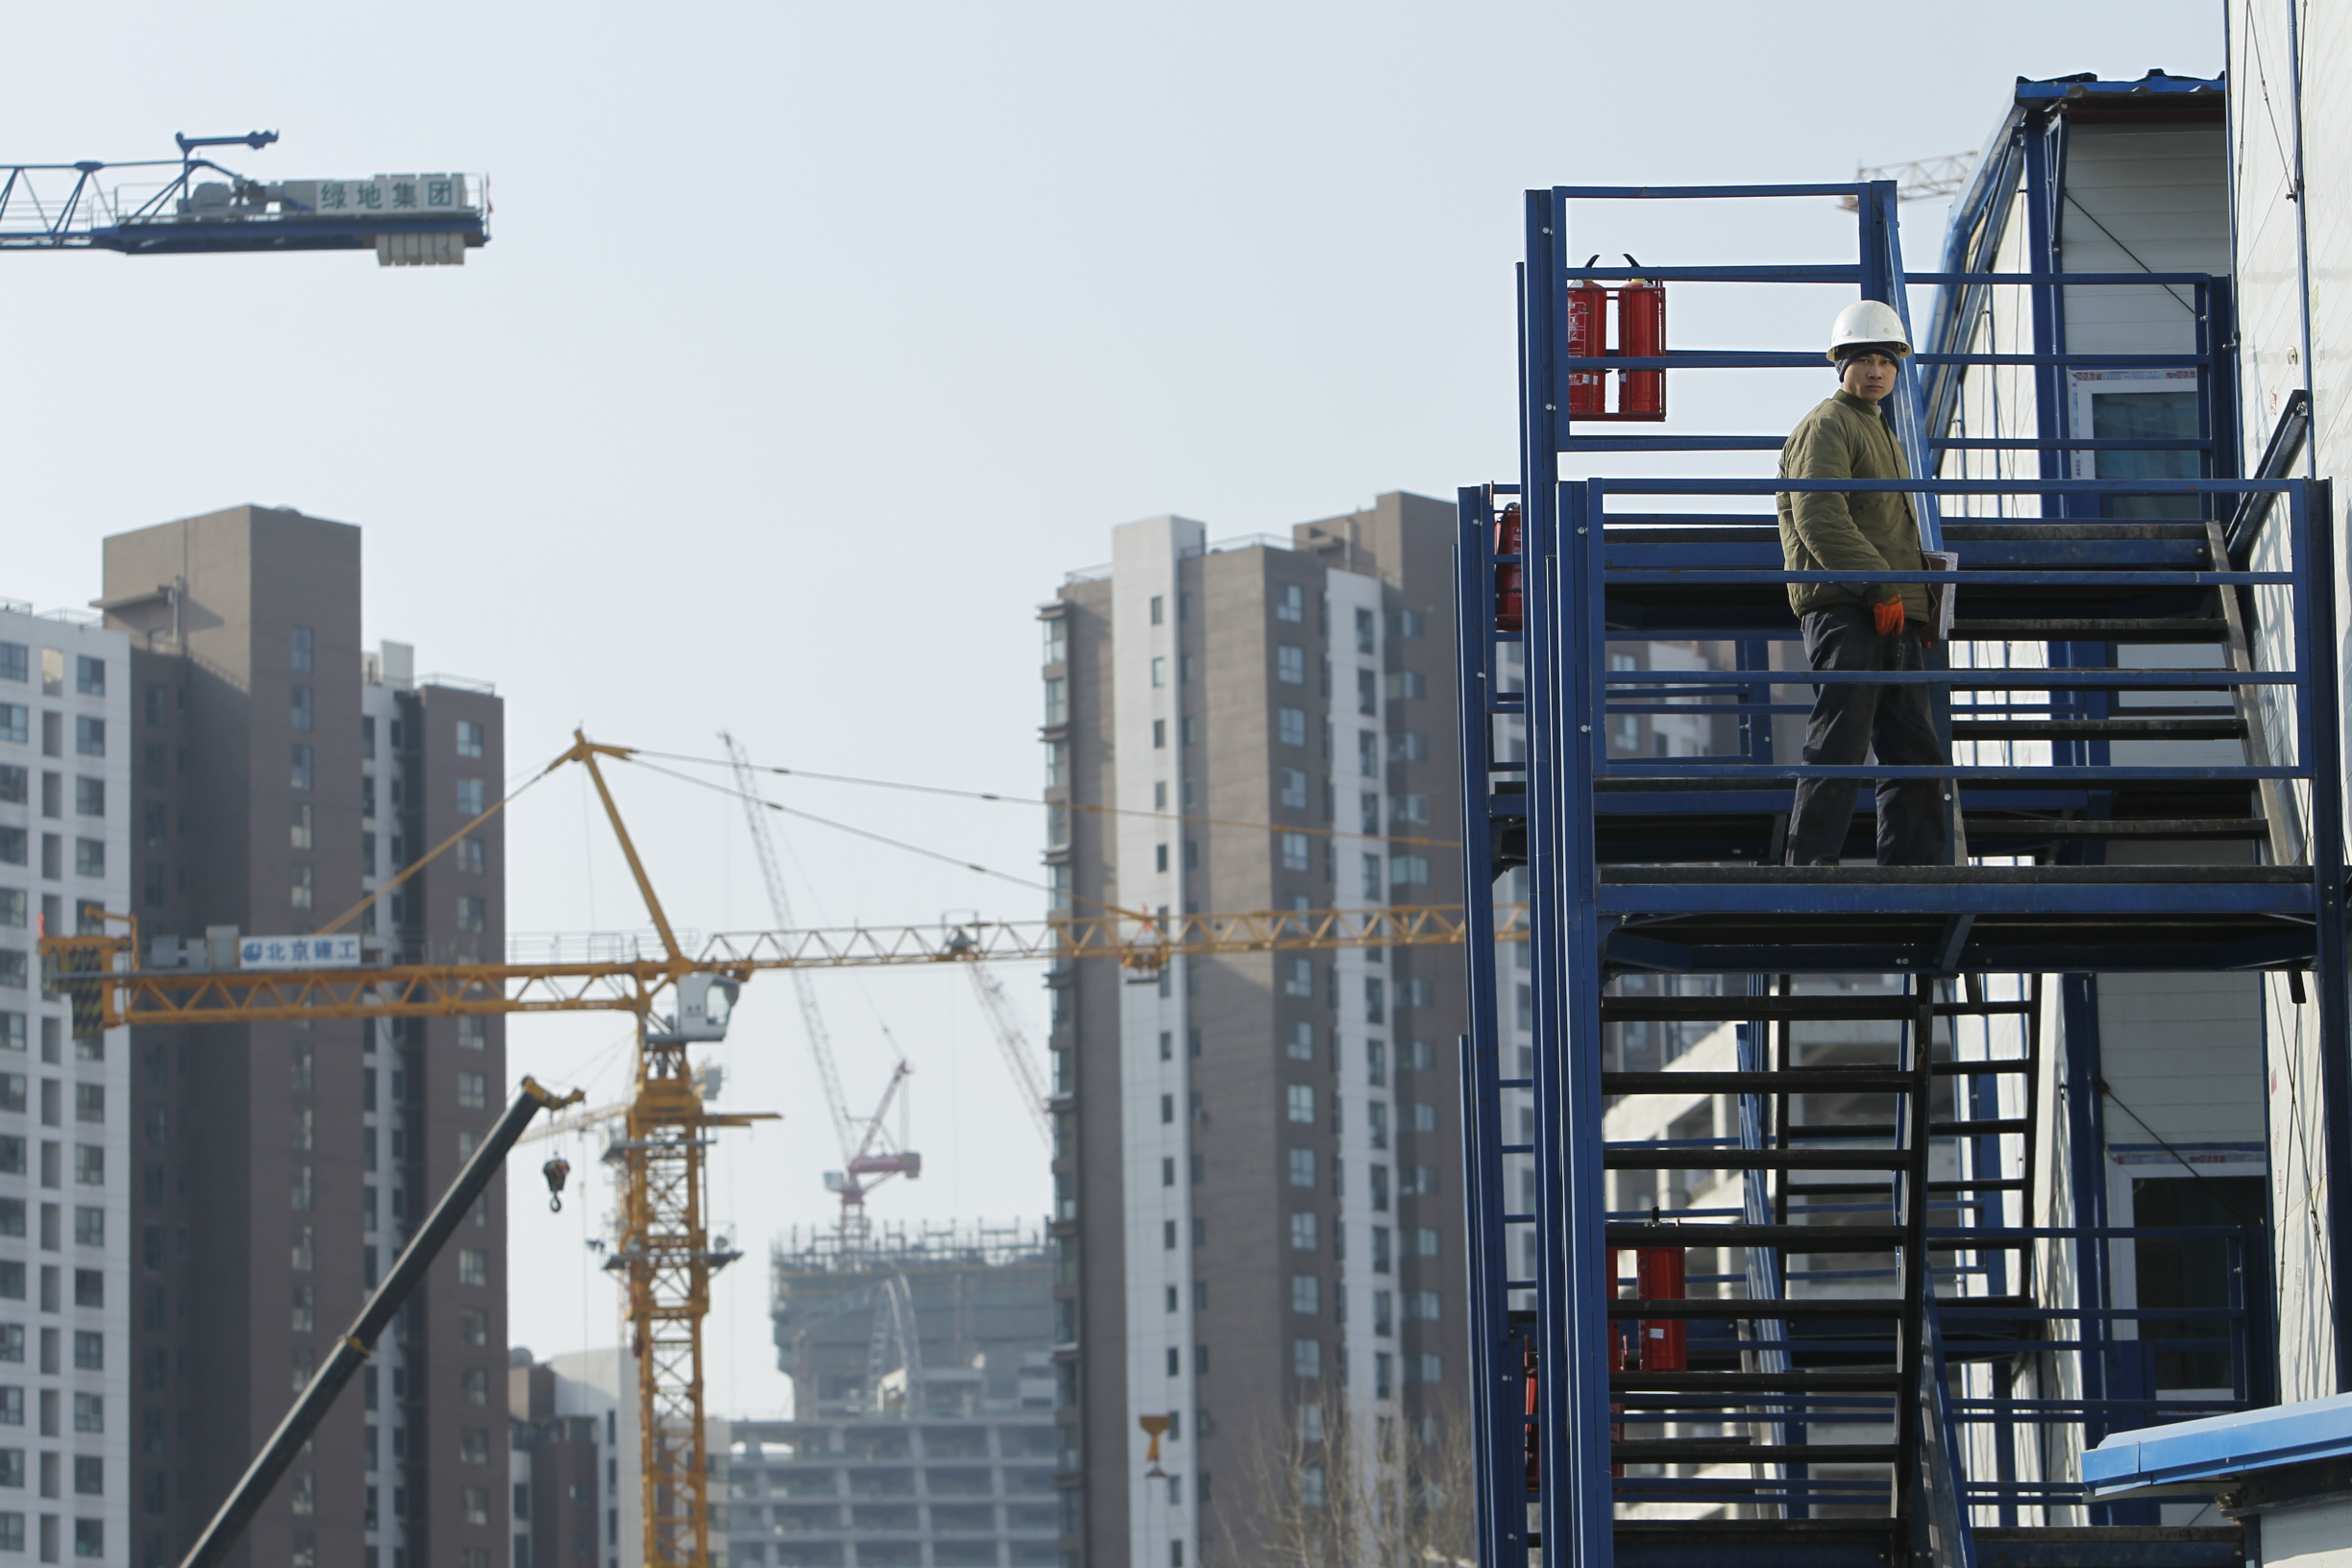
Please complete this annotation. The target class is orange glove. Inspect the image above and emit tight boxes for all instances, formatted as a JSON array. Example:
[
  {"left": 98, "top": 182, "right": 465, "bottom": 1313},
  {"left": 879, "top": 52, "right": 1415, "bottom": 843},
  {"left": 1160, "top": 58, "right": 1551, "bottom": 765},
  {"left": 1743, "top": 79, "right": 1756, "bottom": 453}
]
[{"left": 1873, "top": 599, "right": 1905, "bottom": 638}]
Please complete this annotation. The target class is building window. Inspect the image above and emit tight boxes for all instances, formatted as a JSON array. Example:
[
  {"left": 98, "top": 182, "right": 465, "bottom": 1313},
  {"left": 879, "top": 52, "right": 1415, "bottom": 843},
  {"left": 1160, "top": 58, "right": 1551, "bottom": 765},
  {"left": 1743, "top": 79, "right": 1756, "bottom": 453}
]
[
  {"left": 1286, "top": 1021, "right": 1314, "bottom": 1061},
  {"left": 289, "top": 803, "right": 312, "bottom": 851},
  {"left": 1410, "top": 1227, "right": 1440, "bottom": 1259},
  {"left": 1365, "top": 977, "right": 1385, "bottom": 1024},
  {"left": 459, "top": 1309, "right": 487, "bottom": 1346},
  {"left": 457, "top": 1017, "right": 487, "bottom": 1051},
  {"left": 290, "top": 866, "right": 314, "bottom": 911},
  {"left": 1292, "top": 1338, "right": 1320, "bottom": 1380},
  {"left": 1279, "top": 768, "right": 1309, "bottom": 809},
  {"left": 462, "top": 1483, "right": 489, "bottom": 1524},
  {"left": 457, "top": 1072, "right": 487, "bottom": 1110},
  {"left": 1290, "top": 1274, "right": 1319, "bottom": 1315},
  {"left": 1276, "top": 646, "right": 1305, "bottom": 685},
  {"left": 73, "top": 657, "right": 104, "bottom": 698},
  {"left": 456, "top": 721, "right": 485, "bottom": 758},
  {"left": 1279, "top": 832, "right": 1310, "bottom": 872},
  {"left": 1043, "top": 676, "right": 1068, "bottom": 727},
  {"left": 290, "top": 626, "right": 313, "bottom": 674},
  {"left": 0, "top": 710, "right": 19, "bottom": 747},
  {"left": 1368, "top": 1102, "right": 1389, "bottom": 1149},
  {"left": 1357, "top": 668, "right": 1379, "bottom": 717},
  {"left": 289, "top": 1164, "right": 312, "bottom": 1212},
  {"left": 1409, "top": 1289, "right": 1442, "bottom": 1320},
  {"left": 71, "top": 1207, "right": 101, "bottom": 1249},
  {"left": 456, "top": 836, "right": 485, "bottom": 874},
  {"left": 1286, "top": 1085, "right": 1315, "bottom": 1125},
  {"left": 1410, "top": 1101, "right": 1438, "bottom": 1134},
  {"left": 1277, "top": 708, "right": 1307, "bottom": 748},
  {"left": 1372, "top": 1226, "right": 1392, "bottom": 1274},
  {"left": 72, "top": 840, "right": 103, "bottom": 879},
  {"left": 73, "top": 1146, "right": 102, "bottom": 1187},
  {"left": 457, "top": 896, "right": 487, "bottom": 934},
  {"left": 457, "top": 1248, "right": 488, "bottom": 1286},
  {"left": 456, "top": 778, "right": 484, "bottom": 816},
  {"left": 290, "top": 746, "right": 312, "bottom": 792},
  {"left": 1276, "top": 584, "right": 1305, "bottom": 624},
  {"left": 1391, "top": 854, "right": 1432, "bottom": 887},
  {"left": 1288, "top": 1148, "right": 1315, "bottom": 1188},
  {"left": 1289, "top": 1213, "right": 1318, "bottom": 1252},
  {"left": 1283, "top": 959, "right": 1313, "bottom": 998},
  {"left": 290, "top": 686, "right": 313, "bottom": 732},
  {"left": 71, "top": 779, "right": 101, "bottom": 820},
  {"left": 71, "top": 1394, "right": 101, "bottom": 1433},
  {"left": 460, "top": 1428, "right": 489, "bottom": 1465},
  {"left": 0, "top": 644, "right": 21, "bottom": 683},
  {"left": 360, "top": 716, "right": 375, "bottom": 761},
  {"left": 72, "top": 718, "right": 103, "bottom": 758},
  {"left": 1361, "top": 853, "right": 1383, "bottom": 900},
  {"left": 291, "top": 1285, "right": 314, "bottom": 1334},
  {"left": 1388, "top": 732, "right": 1428, "bottom": 763}
]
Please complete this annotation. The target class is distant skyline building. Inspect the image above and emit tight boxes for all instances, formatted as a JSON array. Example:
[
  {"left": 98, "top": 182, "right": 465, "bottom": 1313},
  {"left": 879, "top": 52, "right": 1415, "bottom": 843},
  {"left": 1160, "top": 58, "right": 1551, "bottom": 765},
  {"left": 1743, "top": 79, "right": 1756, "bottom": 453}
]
[
  {"left": 95, "top": 505, "right": 508, "bottom": 1568},
  {"left": 0, "top": 601, "right": 135, "bottom": 1564},
  {"left": 1040, "top": 493, "right": 1471, "bottom": 1567},
  {"left": 728, "top": 1220, "right": 1059, "bottom": 1567}
]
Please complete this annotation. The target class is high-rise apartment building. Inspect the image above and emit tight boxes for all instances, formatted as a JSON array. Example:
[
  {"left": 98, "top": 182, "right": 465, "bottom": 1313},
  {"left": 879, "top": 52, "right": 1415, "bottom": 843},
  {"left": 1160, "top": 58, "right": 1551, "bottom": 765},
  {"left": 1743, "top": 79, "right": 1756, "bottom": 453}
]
[
  {"left": 509, "top": 1348, "right": 632, "bottom": 1568},
  {"left": 0, "top": 602, "right": 135, "bottom": 1564},
  {"left": 96, "top": 505, "right": 507, "bottom": 1568},
  {"left": 1041, "top": 493, "right": 1469, "bottom": 1567}
]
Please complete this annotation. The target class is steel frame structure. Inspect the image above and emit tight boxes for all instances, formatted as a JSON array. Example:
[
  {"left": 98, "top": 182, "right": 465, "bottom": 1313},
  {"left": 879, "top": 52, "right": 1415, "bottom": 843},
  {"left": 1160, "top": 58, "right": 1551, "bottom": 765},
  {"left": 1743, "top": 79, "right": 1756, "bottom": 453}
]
[
  {"left": 0, "top": 135, "right": 489, "bottom": 255},
  {"left": 1455, "top": 165, "right": 2342, "bottom": 1568}
]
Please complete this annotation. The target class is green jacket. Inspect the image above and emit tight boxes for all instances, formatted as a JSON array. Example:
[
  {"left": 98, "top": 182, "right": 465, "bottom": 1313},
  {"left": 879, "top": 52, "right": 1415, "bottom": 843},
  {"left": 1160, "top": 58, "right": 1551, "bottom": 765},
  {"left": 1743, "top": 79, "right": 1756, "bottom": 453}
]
[{"left": 1776, "top": 390, "right": 1927, "bottom": 621}]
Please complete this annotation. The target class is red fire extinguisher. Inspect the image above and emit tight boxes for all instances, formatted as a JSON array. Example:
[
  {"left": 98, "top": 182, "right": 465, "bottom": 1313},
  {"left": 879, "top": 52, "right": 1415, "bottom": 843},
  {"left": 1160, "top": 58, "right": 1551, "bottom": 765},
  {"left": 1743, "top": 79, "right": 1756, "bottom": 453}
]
[
  {"left": 1494, "top": 502, "right": 1525, "bottom": 634},
  {"left": 1565, "top": 269, "right": 1608, "bottom": 417},
  {"left": 1523, "top": 1339, "right": 1542, "bottom": 1492},
  {"left": 1634, "top": 1245, "right": 1687, "bottom": 1371},
  {"left": 1560, "top": 255, "right": 1668, "bottom": 422},
  {"left": 1616, "top": 260, "right": 1666, "bottom": 419}
]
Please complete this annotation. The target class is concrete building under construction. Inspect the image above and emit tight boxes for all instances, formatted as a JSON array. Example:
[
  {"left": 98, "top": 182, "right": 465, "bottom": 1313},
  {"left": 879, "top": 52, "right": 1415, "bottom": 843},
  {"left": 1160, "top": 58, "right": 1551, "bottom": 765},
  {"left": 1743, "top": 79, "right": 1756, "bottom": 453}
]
[{"left": 723, "top": 1222, "right": 1060, "bottom": 1568}]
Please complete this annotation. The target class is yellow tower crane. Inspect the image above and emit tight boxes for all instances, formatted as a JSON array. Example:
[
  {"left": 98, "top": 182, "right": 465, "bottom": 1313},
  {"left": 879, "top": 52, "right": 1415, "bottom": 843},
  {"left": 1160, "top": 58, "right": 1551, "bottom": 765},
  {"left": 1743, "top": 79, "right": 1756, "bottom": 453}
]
[{"left": 40, "top": 733, "right": 1521, "bottom": 1567}]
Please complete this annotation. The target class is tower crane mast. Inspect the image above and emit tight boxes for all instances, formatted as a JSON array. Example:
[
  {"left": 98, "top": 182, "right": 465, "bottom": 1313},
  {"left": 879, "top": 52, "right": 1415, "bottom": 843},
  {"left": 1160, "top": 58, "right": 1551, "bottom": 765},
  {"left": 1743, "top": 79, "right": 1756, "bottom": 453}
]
[
  {"left": 964, "top": 965, "right": 1051, "bottom": 1143},
  {"left": 721, "top": 732, "right": 919, "bottom": 1233}
]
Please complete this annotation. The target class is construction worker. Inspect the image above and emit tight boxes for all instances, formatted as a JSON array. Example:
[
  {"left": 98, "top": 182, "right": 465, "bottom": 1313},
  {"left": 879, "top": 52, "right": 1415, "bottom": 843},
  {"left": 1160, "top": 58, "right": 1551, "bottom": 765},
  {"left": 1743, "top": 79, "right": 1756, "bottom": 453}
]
[{"left": 1776, "top": 300, "right": 1948, "bottom": 866}]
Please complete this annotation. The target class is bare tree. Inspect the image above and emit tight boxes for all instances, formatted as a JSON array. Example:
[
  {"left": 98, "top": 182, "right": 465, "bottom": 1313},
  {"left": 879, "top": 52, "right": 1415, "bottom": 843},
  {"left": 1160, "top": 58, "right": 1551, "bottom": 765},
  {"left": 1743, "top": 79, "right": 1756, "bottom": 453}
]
[{"left": 1218, "top": 1388, "right": 1475, "bottom": 1567}]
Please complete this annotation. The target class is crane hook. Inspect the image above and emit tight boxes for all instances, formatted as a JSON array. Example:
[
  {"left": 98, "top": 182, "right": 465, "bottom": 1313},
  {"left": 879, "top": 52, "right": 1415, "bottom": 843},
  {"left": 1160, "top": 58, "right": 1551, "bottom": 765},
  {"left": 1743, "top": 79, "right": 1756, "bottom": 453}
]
[{"left": 542, "top": 1156, "right": 572, "bottom": 1213}]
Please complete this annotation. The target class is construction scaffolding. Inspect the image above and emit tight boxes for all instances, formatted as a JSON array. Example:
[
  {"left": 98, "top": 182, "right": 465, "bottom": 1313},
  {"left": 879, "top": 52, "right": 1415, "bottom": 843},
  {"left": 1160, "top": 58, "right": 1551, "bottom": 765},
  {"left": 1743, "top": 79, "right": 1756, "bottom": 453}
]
[{"left": 1455, "top": 72, "right": 2340, "bottom": 1568}]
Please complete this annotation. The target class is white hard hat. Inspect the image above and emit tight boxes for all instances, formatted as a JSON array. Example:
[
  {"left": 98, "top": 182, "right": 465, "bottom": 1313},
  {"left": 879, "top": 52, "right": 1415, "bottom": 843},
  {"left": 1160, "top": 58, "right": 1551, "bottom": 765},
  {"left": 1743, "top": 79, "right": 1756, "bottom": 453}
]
[{"left": 1826, "top": 300, "right": 1912, "bottom": 361}]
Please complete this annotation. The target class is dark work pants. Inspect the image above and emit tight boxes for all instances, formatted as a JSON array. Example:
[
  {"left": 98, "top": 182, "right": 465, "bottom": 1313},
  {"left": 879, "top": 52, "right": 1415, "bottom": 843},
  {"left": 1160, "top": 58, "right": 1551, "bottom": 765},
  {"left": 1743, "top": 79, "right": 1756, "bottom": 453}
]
[{"left": 1785, "top": 604, "right": 1949, "bottom": 866}]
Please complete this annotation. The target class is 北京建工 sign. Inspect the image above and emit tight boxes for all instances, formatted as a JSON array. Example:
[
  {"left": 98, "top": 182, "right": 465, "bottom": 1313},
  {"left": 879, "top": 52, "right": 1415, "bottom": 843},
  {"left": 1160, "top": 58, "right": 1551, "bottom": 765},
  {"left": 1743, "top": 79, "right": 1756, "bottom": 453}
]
[{"left": 238, "top": 935, "right": 362, "bottom": 969}]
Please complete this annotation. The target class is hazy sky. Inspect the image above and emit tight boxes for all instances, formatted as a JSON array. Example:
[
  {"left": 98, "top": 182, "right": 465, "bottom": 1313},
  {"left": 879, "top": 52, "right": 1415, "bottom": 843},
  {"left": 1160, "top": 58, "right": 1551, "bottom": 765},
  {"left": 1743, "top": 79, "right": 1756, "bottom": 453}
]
[{"left": 4, "top": 1, "right": 2218, "bottom": 1416}]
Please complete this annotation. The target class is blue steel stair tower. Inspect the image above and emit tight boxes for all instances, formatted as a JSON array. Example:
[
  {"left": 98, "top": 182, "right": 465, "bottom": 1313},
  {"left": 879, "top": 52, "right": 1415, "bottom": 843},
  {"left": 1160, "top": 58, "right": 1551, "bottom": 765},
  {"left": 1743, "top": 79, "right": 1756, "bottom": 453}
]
[{"left": 1452, "top": 106, "right": 2348, "bottom": 1568}]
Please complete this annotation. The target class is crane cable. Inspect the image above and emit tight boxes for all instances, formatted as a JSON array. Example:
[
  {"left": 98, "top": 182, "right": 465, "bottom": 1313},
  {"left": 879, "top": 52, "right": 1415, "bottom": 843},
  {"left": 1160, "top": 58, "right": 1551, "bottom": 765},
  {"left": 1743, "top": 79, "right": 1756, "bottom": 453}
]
[
  {"left": 617, "top": 755, "right": 1153, "bottom": 923},
  {"left": 621, "top": 746, "right": 1461, "bottom": 849},
  {"left": 312, "top": 752, "right": 562, "bottom": 939}
]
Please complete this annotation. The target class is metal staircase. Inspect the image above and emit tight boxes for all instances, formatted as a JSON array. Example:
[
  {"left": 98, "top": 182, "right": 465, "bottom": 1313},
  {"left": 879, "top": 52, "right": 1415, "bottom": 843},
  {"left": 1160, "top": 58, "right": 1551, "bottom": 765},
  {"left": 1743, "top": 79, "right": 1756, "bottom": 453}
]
[{"left": 1453, "top": 179, "right": 2340, "bottom": 1568}]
